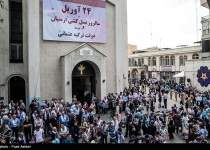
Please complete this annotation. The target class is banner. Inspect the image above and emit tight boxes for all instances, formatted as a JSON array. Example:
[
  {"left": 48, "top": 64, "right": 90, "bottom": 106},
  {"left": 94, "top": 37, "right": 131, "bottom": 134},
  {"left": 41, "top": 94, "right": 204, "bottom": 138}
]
[
  {"left": 152, "top": 72, "right": 157, "bottom": 79},
  {"left": 161, "top": 66, "right": 172, "bottom": 72},
  {"left": 43, "top": 0, "right": 106, "bottom": 43}
]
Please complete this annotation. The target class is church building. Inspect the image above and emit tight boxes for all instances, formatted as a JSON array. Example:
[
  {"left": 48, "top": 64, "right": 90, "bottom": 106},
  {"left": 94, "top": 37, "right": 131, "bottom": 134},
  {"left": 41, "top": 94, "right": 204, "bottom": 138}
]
[{"left": 0, "top": 0, "right": 128, "bottom": 108}]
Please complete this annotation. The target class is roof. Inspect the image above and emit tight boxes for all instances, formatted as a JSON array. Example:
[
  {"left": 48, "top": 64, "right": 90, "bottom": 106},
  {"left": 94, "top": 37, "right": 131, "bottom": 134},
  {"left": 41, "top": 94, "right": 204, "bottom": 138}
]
[
  {"left": 176, "top": 45, "right": 188, "bottom": 48},
  {"left": 160, "top": 48, "right": 171, "bottom": 50},
  {"left": 60, "top": 43, "right": 106, "bottom": 57}
]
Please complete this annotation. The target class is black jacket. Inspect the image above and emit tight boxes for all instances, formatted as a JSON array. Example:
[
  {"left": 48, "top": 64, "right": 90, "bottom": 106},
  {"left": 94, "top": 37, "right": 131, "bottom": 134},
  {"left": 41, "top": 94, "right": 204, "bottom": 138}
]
[{"left": 147, "top": 125, "right": 156, "bottom": 136}]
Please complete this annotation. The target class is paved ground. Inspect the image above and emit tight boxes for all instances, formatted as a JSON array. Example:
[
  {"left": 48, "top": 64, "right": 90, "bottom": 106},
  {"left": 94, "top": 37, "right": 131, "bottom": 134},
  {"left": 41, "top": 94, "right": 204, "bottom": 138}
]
[{"left": 44, "top": 87, "right": 186, "bottom": 143}]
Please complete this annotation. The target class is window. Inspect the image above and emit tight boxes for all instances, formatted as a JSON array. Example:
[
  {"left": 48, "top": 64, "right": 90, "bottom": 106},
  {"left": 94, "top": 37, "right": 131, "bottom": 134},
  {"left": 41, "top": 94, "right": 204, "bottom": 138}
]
[
  {"left": 202, "top": 40, "right": 210, "bottom": 53},
  {"left": 152, "top": 57, "right": 156, "bottom": 66},
  {"left": 165, "top": 56, "right": 169, "bottom": 65},
  {"left": 138, "top": 59, "right": 141, "bottom": 66},
  {"left": 132, "top": 59, "right": 135, "bottom": 66},
  {"left": 192, "top": 53, "right": 199, "bottom": 59},
  {"left": 170, "top": 55, "right": 175, "bottom": 65},
  {"left": 129, "top": 59, "right": 132, "bottom": 66},
  {"left": 160, "top": 56, "right": 164, "bottom": 66},
  {"left": 184, "top": 56, "right": 187, "bottom": 65},
  {"left": 141, "top": 58, "right": 144, "bottom": 65},
  {"left": 180, "top": 56, "right": 184, "bottom": 66},
  {"left": 10, "top": 0, "right": 23, "bottom": 63},
  {"left": 202, "top": 21, "right": 210, "bottom": 35},
  {"left": 148, "top": 57, "right": 152, "bottom": 66},
  {"left": 134, "top": 60, "right": 137, "bottom": 66}
]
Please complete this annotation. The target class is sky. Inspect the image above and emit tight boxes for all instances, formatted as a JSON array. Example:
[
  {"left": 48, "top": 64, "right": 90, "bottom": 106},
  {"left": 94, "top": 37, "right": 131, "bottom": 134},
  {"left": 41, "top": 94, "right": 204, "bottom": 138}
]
[{"left": 127, "top": 0, "right": 209, "bottom": 50}]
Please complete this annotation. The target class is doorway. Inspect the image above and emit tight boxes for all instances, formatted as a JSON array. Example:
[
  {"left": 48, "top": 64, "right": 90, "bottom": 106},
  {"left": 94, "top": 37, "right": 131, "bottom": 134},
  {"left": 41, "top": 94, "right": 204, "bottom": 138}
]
[
  {"left": 72, "top": 61, "right": 96, "bottom": 105},
  {"left": 9, "top": 76, "right": 26, "bottom": 104}
]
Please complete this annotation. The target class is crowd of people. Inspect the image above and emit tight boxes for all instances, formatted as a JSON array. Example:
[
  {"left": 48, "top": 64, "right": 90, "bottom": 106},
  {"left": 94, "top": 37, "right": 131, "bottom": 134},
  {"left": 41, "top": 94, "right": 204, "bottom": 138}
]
[{"left": 0, "top": 78, "right": 210, "bottom": 144}]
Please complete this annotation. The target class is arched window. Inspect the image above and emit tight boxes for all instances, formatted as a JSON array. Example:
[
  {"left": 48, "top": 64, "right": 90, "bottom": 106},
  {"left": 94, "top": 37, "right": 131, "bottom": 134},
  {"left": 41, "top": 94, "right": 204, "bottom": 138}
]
[
  {"left": 148, "top": 57, "right": 152, "bottom": 66},
  {"left": 192, "top": 53, "right": 199, "bottom": 59},
  {"left": 160, "top": 56, "right": 164, "bottom": 66},
  {"left": 132, "top": 59, "right": 135, "bottom": 66},
  {"left": 184, "top": 56, "right": 187, "bottom": 65},
  {"left": 138, "top": 58, "right": 141, "bottom": 66},
  {"left": 165, "top": 56, "right": 169, "bottom": 65},
  {"left": 180, "top": 56, "right": 184, "bottom": 66},
  {"left": 152, "top": 57, "right": 156, "bottom": 66},
  {"left": 170, "top": 55, "right": 175, "bottom": 65}
]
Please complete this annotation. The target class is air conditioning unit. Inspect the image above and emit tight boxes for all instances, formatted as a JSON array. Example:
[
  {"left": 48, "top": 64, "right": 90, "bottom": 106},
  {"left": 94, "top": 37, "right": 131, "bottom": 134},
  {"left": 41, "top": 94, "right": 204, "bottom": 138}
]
[{"left": 10, "top": 44, "right": 23, "bottom": 60}]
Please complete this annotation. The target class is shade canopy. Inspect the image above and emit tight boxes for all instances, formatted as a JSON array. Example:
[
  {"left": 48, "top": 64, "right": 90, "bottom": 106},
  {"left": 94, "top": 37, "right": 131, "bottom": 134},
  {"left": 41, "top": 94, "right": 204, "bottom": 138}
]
[{"left": 173, "top": 71, "right": 185, "bottom": 78}]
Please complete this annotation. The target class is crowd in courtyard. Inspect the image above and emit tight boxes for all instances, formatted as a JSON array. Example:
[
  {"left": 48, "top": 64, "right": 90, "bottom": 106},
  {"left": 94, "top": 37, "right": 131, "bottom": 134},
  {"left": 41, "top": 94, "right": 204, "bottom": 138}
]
[{"left": 0, "top": 78, "right": 210, "bottom": 144}]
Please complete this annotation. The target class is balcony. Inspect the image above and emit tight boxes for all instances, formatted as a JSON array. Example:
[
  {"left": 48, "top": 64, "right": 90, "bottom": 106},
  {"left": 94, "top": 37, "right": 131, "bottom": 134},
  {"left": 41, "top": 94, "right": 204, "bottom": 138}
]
[
  {"left": 200, "top": 0, "right": 209, "bottom": 9},
  {"left": 10, "top": 44, "right": 23, "bottom": 63},
  {"left": 202, "top": 15, "right": 210, "bottom": 21}
]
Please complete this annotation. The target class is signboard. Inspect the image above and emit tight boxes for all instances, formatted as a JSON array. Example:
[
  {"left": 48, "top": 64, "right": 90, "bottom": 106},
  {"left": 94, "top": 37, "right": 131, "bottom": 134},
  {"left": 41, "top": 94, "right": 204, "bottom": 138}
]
[
  {"left": 161, "top": 66, "right": 172, "bottom": 72},
  {"left": 80, "top": 47, "right": 93, "bottom": 56},
  {"left": 43, "top": 0, "right": 106, "bottom": 43},
  {"left": 152, "top": 72, "right": 157, "bottom": 79}
]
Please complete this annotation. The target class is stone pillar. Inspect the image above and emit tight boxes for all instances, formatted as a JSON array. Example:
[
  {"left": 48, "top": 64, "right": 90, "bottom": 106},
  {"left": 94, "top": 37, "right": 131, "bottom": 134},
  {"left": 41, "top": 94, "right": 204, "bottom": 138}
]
[{"left": 27, "top": 0, "right": 41, "bottom": 104}]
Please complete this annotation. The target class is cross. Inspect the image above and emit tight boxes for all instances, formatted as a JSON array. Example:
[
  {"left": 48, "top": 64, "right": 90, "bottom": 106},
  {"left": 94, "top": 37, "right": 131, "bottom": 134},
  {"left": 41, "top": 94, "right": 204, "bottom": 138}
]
[{"left": 77, "top": 64, "right": 85, "bottom": 75}]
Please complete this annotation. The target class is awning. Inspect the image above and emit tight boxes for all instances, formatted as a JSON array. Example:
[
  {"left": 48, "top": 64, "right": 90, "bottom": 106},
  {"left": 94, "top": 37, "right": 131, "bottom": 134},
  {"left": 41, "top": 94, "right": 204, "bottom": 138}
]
[{"left": 173, "top": 71, "right": 185, "bottom": 78}]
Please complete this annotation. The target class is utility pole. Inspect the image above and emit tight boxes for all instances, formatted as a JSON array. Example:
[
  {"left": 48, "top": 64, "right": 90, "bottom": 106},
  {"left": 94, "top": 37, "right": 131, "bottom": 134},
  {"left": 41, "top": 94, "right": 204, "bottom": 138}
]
[
  {"left": 195, "top": 0, "right": 198, "bottom": 41},
  {"left": 150, "top": 22, "right": 153, "bottom": 47}
]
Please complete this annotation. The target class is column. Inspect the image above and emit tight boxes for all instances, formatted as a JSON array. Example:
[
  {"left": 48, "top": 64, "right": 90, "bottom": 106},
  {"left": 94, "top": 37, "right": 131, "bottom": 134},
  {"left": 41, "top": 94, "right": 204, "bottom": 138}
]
[{"left": 27, "top": 0, "right": 41, "bottom": 104}]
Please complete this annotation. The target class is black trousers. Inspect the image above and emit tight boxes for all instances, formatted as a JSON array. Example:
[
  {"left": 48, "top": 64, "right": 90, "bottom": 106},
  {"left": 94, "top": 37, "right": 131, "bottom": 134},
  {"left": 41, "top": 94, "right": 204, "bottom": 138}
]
[
  {"left": 103, "top": 135, "right": 107, "bottom": 144},
  {"left": 24, "top": 129, "right": 32, "bottom": 143},
  {"left": 164, "top": 99, "right": 167, "bottom": 109},
  {"left": 169, "top": 132, "right": 174, "bottom": 139},
  {"left": 11, "top": 127, "right": 19, "bottom": 139}
]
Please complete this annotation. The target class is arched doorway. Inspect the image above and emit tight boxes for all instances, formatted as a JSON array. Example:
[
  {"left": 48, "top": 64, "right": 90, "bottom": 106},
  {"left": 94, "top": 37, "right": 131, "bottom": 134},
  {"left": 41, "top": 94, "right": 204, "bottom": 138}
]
[
  {"left": 131, "top": 69, "right": 138, "bottom": 78},
  {"left": 141, "top": 71, "right": 146, "bottom": 79},
  {"left": 72, "top": 61, "right": 96, "bottom": 105},
  {"left": 9, "top": 76, "right": 26, "bottom": 104}
]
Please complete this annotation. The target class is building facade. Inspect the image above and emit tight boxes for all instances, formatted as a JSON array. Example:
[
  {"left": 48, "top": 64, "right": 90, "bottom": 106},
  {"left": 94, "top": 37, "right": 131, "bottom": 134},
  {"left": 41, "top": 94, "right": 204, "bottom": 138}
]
[
  {"left": 0, "top": 0, "right": 128, "bottom": 109},
  {"left": 184, "top": 0, "right": 210, "bottom": 91},
  {"left": 128, "top": 45, "right": 202, "bottom": 84}
]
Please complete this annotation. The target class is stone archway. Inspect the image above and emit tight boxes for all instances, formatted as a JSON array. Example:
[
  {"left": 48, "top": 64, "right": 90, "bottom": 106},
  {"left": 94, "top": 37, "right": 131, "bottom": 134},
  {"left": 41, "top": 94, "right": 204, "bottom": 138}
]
[
  {"left": 131, "top": 69, "right": 138, "bottom": 78},
  {"left": 4, "top": 74, "right": 28, "bottom": 110},
  {"left": 60, "top": 43, "right": 107, "bottom": 103},
  {"left": 71, "top": 61, "right": 97, "bottom": 105},
  {"left": 141, "top": 70, "right": 146, "bottom": 79}
]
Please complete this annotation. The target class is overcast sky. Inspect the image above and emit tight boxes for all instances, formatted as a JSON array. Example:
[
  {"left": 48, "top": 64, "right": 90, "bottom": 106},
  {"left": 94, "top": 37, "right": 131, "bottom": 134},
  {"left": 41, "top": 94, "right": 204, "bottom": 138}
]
[{"left": 127, "top": 0, "right": 209, "bottom": 50}]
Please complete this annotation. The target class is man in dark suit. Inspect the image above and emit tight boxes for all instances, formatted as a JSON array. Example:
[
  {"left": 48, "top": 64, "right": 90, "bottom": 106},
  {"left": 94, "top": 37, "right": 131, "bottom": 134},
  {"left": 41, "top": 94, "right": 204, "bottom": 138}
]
[
  {"left": 173, "top": 112, "right": 182, "bottom": 134},
  {"left": 147, "top": 120, "right": 156, "bottom": 137}
]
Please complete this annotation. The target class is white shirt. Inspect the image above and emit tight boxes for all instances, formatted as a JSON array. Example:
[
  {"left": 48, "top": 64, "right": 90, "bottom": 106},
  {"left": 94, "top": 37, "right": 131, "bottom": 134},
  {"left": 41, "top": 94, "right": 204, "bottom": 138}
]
[
  {"left": 114, "top": 120, "right": 119, "bottom": 131},
  {"left": 34, "top": 129, "right": 44, "bottom": 143}
]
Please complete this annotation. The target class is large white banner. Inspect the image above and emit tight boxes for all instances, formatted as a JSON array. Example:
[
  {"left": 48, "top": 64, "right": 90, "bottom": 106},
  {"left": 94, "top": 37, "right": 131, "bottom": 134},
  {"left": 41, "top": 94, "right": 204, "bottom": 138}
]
[{"left": 43, "top": 0, "right": 106, "bottom": 43}]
